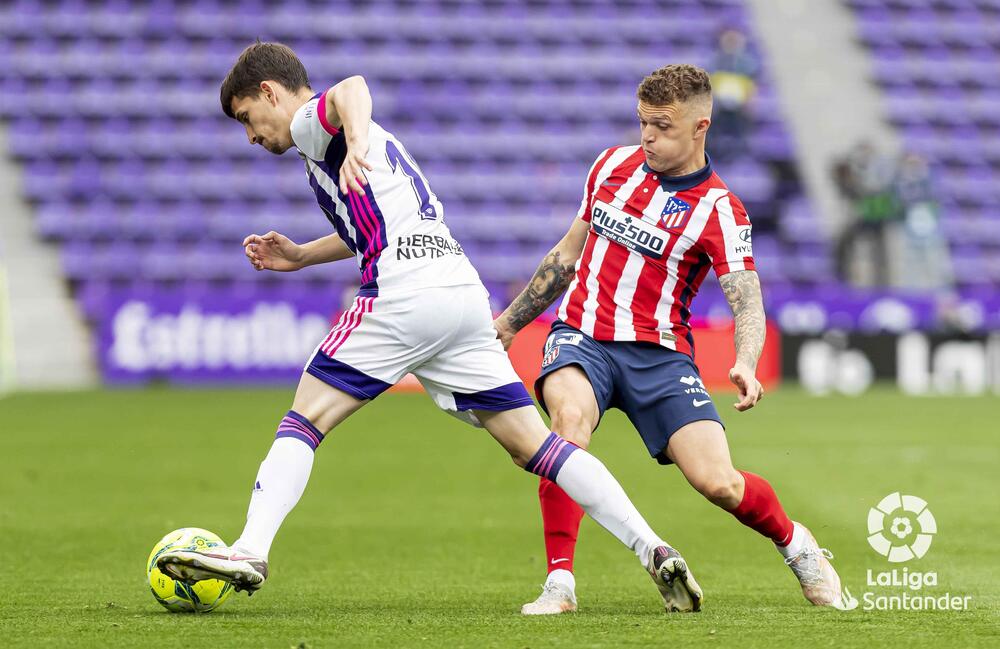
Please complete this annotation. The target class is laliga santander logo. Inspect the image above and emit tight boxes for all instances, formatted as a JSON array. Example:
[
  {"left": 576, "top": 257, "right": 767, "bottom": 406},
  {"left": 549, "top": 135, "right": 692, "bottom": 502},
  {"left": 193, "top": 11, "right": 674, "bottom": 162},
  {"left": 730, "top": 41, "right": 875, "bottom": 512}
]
[
  {"left": 867, "top": 492, "right": 936, "bottom": 562},
  {"left": 862, "top": 493, "right": 972, "bottom": 611}
]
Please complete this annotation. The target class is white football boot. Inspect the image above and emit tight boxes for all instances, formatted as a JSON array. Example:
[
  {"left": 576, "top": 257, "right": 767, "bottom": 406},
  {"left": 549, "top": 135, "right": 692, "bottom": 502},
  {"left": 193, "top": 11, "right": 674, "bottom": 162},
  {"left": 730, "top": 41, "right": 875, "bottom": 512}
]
[
  {"left": 157, "top": 545, "right": 269, "bottom": 595},
  {"left": 647, "top": 545, "right": 703, "bottom": 613},
  {"left": 784, "top": 523, "right": 857, "bottom": 610},
  {"left": 520, "top": 580, "right": 578, "bottom": 615}
]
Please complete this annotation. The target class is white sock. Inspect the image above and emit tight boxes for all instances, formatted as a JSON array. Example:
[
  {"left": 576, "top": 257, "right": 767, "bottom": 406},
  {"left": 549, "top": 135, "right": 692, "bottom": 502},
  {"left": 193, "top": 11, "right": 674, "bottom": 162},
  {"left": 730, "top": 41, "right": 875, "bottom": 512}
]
[
  {"left": 553, "top": 450, "right": 665, "bottom": 567},
  {"left": 546, "top": 569, "right": 576, "bottom": 591},
  {"left": 776, "top": 522, "right": 807, "bottom": 559},
  {"left": 233, "top": 437, "right": 315, "bottom": 559}
]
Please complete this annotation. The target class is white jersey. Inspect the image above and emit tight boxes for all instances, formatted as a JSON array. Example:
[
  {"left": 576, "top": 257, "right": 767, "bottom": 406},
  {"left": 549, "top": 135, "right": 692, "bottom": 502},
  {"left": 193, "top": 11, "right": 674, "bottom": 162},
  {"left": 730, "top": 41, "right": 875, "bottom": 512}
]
[{"left": 290, "top": 90, "right": 482, "bottom": 296}]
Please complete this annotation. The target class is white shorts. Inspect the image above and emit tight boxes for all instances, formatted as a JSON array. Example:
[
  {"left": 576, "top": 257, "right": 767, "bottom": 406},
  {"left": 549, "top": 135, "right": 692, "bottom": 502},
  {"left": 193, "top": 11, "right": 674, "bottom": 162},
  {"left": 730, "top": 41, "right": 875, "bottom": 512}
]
[{"left": 304, "top": 284, "right": 533, "bottom": 425}]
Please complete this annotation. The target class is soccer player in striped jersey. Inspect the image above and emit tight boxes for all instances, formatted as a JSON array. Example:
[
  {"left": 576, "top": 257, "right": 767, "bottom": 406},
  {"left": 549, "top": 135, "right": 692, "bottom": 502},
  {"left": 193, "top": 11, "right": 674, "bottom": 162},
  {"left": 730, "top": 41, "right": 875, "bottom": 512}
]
[
  {"left": 157, "top": 42, "right": 704, "bottom": 613},
  {"left": 495, "top": 64, "right": 856, "bottom": 614}
]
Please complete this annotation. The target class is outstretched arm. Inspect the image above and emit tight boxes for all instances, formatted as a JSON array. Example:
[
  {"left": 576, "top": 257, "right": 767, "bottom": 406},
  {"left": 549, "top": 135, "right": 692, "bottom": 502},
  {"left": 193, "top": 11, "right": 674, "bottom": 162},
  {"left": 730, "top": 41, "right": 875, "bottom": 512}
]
[
  {"left": 323, "top": 76, "right": 374, "bottom": 195},
  {"left": 296, "top": 233, "right": 355, "bottom": 265},
  {"left": 719, "top": 269, "right": 766, "bottom": 411},
  {"left": 493, "top": 218, "right": 590, "bottom": 349},
  {"left": 243, "top": 231, "right": 353, "bottom": 272}
]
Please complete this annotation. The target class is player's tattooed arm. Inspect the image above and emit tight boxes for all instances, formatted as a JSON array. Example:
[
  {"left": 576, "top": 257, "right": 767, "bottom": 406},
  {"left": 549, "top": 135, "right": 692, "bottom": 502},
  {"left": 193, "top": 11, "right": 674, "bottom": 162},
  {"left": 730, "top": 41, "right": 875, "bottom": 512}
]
[
  {"left": 720, "top": 269, "right": 767, "bottom": 411},
  {"left": 505, "top": 251, "right": 576, "bottom": 328},
  {"left": 494, "top": 219, "right": 590, "bottom": 349},
  {"left": 720, "top": 269, "right": 765, "bottom": 368}
]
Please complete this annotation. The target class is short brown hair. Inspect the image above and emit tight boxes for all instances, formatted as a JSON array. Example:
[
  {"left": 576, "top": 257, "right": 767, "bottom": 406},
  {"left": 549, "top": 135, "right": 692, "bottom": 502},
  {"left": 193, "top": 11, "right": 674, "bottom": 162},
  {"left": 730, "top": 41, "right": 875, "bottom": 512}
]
[
  {"left": 637, "top": 64, "right": 712, "bottom": 106},
  {"left": 220, "top": 41, "right": 311, "bottom": 118}
]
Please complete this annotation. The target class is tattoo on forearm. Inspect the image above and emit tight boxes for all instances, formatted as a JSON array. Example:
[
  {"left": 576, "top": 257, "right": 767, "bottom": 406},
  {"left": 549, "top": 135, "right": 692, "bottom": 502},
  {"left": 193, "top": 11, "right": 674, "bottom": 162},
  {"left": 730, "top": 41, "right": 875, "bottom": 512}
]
[
  {"left": 504, "top": 251, "right": 576, "bottom": 331},
  {"left": 719, "top": 270, "right": 766, "bottom": 369}
]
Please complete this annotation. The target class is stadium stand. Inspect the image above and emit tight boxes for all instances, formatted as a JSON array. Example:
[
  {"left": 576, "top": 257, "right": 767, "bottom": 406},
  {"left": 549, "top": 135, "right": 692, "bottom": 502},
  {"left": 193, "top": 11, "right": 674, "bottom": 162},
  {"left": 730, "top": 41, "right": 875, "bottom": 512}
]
[
  {"left": 0, "top": 0, "right": 817, "bottom": 328},
  {"left": 847, "top": 0, "right": 1000, "bottom": 287}
]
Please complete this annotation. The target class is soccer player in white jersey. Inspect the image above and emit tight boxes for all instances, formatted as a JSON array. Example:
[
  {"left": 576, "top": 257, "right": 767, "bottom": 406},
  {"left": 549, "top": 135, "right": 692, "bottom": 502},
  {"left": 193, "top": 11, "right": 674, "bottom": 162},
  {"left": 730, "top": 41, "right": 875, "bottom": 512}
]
[
  {"left": 494, "top": 65, "right": 856, "bottom": 614},
  {"left": 156, "top": 42, "right": 703, "bottom": 613}
]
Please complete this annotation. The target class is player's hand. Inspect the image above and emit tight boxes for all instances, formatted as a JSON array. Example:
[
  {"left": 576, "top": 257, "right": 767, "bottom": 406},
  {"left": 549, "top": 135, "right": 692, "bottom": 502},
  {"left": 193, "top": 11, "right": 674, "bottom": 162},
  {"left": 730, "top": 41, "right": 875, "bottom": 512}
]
[
  {"left": 729, "top": 363, "right": 764, "bottom": 412},
  {"left": 493, "top": 319, "right": 516, "bottom": 351},
  {"left": 339, "top": 137, "right": 373, "bottom": 195},
  {"left": 242, "top": 231, "right": 305, "bottom": 272}
]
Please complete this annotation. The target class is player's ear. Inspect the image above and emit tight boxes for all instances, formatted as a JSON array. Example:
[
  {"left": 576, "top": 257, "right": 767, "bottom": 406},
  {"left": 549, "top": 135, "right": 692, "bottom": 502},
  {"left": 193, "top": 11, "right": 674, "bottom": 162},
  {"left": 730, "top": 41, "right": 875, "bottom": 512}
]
[
  {"left": 690, "top": 97, "right": 712, "bottom": 139},
  {"left": 260, "top": 81, "right": 278, "bottom": 106},
  {"left": 694, "top": 116, "right": 711, "bottom": 139}
]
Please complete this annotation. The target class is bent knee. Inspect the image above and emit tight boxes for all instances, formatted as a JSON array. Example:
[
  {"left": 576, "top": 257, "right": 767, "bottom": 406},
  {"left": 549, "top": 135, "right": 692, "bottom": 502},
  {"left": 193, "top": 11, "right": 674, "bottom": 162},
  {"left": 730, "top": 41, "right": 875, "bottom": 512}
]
[
  {"left": 549, "top": 407, "right": 595, "bottom": 448},
  {"left": 697, "top": 471, "right": 744, "bottom": 509}
]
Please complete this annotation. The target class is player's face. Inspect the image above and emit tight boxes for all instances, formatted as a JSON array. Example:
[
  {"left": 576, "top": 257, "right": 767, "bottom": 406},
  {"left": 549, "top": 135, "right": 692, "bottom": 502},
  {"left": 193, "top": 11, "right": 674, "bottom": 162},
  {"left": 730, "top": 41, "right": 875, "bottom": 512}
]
[
  {"left": 637, "top": 100, "right": 710, "bottom": 174},
  {"left": 230, "top": 87, "right": 294, "bottom": 155}
]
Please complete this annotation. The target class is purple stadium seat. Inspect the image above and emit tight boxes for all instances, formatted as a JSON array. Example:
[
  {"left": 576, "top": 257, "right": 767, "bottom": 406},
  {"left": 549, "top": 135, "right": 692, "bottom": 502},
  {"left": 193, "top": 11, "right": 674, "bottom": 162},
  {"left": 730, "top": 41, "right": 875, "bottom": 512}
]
[
  {"left": 852, "top": 0, "right": 1000, "bottom": 288},
  {"left": 0, "top": 0, "right": 826, "bottom": 331}
]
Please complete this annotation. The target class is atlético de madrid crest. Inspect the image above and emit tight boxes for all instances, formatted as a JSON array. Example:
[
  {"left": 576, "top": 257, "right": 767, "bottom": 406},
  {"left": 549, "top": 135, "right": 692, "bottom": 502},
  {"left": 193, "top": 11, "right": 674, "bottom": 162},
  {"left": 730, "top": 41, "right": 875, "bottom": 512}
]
[{"left": 659, "top": 196, "right": 692, "bottom": 230}]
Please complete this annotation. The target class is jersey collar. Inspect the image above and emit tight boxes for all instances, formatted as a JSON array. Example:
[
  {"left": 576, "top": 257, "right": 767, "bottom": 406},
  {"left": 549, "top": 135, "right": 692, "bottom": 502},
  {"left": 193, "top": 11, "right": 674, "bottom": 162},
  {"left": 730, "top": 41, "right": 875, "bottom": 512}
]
[{"left": 643, "top": 153, "right": 713, "bottom": 192}]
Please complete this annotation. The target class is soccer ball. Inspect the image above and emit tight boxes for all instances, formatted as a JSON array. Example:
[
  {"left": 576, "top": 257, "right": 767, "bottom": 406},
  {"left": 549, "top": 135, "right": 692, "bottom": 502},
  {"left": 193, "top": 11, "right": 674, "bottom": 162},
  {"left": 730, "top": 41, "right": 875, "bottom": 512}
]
[{"left": 147, "top": 527, "right": 234, "bottom": 613}]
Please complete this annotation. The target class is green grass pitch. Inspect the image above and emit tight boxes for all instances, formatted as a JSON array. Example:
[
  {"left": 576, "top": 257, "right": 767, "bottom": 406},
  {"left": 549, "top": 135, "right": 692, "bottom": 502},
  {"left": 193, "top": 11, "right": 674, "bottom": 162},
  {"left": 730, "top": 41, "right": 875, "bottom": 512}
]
[{"left": 1, "top": 387, "right": 998, "bottom": 648}]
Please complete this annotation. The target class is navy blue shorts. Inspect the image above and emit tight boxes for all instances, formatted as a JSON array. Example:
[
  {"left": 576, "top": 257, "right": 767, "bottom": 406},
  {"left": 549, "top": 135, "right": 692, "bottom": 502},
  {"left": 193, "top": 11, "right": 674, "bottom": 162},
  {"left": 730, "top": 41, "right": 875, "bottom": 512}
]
[{"left": 534, "top": 320, "right": 723, "bottom": 465}]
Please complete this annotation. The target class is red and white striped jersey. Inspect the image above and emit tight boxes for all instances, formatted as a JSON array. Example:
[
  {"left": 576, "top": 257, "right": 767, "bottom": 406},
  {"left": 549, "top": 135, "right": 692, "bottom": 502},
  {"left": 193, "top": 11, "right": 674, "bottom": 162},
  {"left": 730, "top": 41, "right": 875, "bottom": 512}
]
[{"left": 557, "top": 145, "right": 755, "bottom": 357}]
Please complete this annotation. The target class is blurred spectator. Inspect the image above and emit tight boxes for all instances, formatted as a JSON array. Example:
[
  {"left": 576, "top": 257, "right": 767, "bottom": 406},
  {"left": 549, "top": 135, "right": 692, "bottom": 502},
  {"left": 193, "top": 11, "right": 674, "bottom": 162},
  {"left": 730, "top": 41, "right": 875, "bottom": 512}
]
[
  {"left": 833, "top": 146, "right": 952, "bottom": 290},
  {"left": 832, "top": 143, "right": 900, "bottom": 286},
  {"left": 893, "top": 153, "right": 952, "bottom": 291},
  {"left": 709, "top": 29, "right": 759, "bottom": 160}
]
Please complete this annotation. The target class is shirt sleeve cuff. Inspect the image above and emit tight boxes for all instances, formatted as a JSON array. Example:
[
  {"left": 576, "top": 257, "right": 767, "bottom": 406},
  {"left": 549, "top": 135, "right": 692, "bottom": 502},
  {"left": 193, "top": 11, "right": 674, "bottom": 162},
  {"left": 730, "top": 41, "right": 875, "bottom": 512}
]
[{"left": 317, "top": 90, "right": 340, "bottom": 135}]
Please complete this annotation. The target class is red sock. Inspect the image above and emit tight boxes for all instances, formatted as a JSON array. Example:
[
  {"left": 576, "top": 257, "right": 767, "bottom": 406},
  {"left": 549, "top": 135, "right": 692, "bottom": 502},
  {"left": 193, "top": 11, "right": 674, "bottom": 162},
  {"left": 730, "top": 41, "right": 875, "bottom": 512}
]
[
  {"left": 729, "top": 471, "right": 795, "bottom": 546},
  {"left": 539, "top": 478, "right": 585, "bottom": 574}
]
